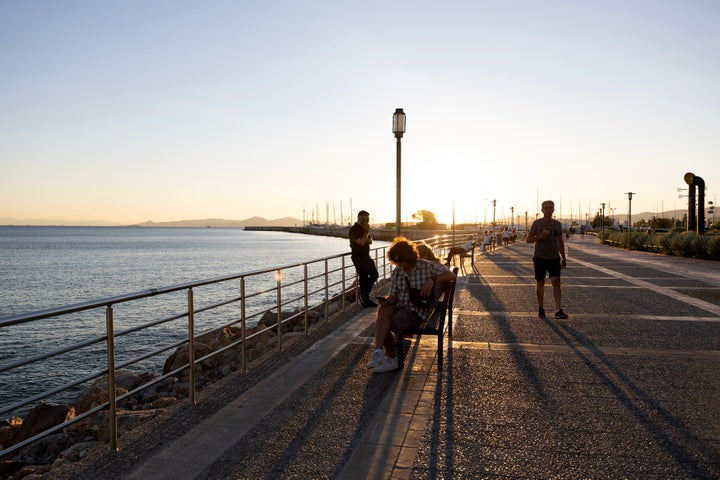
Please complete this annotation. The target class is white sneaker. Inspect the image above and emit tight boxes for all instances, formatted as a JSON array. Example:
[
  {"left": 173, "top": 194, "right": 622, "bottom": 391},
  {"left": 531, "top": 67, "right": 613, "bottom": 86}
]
[
  {"left": 367, "top": 349, "right": 384, "bottom": 368},
  {"left": 374, "top": 355, "right": 398, "bottom": 373}
]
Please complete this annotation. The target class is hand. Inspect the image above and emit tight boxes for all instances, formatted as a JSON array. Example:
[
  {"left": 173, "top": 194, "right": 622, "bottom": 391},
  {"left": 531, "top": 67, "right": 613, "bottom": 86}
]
[
  {"left": 420, "top": 279, "right": 434, "bottom": 297},
  {"left": 561, "top": 258, "right": 567, "bottom": 269}
]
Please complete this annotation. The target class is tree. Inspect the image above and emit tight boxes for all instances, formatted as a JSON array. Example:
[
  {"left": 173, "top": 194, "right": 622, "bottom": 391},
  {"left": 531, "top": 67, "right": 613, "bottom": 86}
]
[{"left": 411, "top": 210, "right": 438, "bottom": 229}]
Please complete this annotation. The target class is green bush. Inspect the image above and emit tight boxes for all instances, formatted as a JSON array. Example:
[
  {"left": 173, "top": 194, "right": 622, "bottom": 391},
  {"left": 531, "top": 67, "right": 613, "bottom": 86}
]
[{"left": 602, "top": 231, "right": 719, "bottom": 260}]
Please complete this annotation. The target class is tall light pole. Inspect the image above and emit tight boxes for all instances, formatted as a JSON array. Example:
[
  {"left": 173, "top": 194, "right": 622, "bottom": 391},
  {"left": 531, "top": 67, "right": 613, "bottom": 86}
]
[
  {"left": 600, "top": 202, "right": 605, "bottom": 241},
  {"left": 392, "top": 108, "right": 406, "bottom": 237},
  {"left": 492, "top": 199, "right": 497, "bottom": 234},
  {"left": 626, "top": 192, "right": 636, "bottom": 249}
]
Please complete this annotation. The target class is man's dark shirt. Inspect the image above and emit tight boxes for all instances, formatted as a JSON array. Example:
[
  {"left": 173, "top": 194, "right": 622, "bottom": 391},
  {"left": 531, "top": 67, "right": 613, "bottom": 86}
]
[{"left": 349, "top": 222, "right": 369, "bottom": 257}]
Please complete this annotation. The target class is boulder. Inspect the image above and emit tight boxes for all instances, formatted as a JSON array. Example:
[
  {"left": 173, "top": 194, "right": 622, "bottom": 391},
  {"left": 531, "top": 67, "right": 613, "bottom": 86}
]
[{"left": 12, "top": 403, "right": 75, "bottom": 445}]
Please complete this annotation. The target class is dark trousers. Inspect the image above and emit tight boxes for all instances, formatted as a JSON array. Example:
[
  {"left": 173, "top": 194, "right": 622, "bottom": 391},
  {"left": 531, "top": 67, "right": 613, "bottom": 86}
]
[{"left": 352, "top": 255, "right": 379, "bottom": 301}]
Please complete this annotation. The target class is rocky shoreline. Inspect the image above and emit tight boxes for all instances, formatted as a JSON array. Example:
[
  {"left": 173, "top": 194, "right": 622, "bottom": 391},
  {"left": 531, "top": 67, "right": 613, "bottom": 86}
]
[{"left": 0, "top": 283, "right": 382, "bottom": 480}]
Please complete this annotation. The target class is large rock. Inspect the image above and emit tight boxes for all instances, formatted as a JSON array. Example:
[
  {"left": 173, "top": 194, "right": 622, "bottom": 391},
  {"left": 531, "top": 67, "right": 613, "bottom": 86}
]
[
  {"left": 11, "top": 404, "right": 75, "bottom": 445},
  {"left": 73, "top": 371, "right": 148, "bottom": 414}
]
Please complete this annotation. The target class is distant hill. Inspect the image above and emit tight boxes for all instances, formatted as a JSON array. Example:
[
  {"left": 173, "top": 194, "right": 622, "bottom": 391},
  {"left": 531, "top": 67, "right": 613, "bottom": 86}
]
[{"left": 135, "top": 217, "right": 303, "bottom": 227}]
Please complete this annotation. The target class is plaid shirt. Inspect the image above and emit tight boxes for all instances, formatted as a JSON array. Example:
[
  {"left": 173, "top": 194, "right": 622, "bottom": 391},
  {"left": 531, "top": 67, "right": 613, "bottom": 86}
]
[{"left": 389, "top": 259, "right": 450, "bottom": 320}]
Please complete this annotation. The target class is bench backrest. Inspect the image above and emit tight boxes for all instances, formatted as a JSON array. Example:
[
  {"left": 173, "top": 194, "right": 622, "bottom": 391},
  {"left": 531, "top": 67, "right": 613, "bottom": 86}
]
[{"left": 423, "top": 267, "right": 459, "bottom": 331}]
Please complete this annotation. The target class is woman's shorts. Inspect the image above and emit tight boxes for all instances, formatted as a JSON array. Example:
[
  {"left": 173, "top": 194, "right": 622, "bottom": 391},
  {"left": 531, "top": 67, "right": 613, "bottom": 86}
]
[{"left": 389, "top": 307, "right": 423, "bottom": 333}]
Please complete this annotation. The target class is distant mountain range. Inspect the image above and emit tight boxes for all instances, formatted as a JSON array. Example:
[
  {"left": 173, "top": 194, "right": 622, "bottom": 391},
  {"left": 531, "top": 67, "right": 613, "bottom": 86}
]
[
  {"left": 134, "top": 217, "right": 303, "bottom": 227},
  {"left": 0, "top": 216, "right": 303, "bottom": 227}
]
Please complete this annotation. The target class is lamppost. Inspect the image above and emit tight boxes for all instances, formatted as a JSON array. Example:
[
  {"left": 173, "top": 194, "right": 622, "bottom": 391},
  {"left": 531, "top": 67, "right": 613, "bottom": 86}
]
[
  {"left": 392, "top": 108, "right": 406, "bottom": 236},
  {"left": 626, "top": 192, "right": 636, "bottom": 249},
  {"left": 600, "top": 203, "right": 605, "bottom": 241},
  {"left": 510, "top": 206, "right": 514, "bottom": 229},
  {"left": 492, "top": 199, "right": 497, "bottom": 234}
]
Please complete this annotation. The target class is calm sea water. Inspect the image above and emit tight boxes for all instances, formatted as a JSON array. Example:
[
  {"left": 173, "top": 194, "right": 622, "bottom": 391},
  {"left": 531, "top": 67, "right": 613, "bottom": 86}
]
[
  {"left": 0, "top": 226, "right": 386, "bottom": 413},
  {"left": 0, "top": 226, "right": 364, "bottom": 316}
]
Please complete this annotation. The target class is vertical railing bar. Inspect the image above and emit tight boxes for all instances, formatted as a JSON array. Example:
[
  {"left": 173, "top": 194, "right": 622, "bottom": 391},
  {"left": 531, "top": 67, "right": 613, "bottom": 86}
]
[
  {"left": 341, "top": 256, "right": 346, "bottom": 314},
  {"left": 324, "top": 260, "right": 329, "bottom": 321},
  {"left": 105, "top": 305, "right": 118, "bottom": 452},
  {"left": 241, "top": 277, "right": 247, "bottom": 373},
  {"left": 188, "top": 288, "right": 196, "bottom": 405},
  {"left": 276, "top": 270, "right": 282, "bottom": 350},
  {"left": 303, "top": 264, "right": 309, "bottom": 334}
]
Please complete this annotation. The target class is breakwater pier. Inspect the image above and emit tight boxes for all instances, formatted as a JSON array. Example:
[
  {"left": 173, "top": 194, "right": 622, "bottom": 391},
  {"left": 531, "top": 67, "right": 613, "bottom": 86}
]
[
  {"left": 42, "top": 236, "right": 720, "bottom": 479},
  {"left": 244, "top": 225, "right": 478, "bottom": 242}
]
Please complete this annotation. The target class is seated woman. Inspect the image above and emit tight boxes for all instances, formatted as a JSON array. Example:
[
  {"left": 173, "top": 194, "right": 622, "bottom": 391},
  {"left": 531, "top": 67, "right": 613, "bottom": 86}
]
[
  {"left": 481, "top": 230, "right": 492, "bottom": 251},
  {"left": 416, "top": 242, "right": 441, "bottom": 263},
  {"left": 367, "top": 237, "right": 456, "bottom": 373}
]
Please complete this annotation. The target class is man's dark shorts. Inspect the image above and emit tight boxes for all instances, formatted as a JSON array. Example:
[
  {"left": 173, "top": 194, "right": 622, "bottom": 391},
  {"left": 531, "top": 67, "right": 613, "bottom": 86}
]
[
  {"left": 533, "top": 256, "right": 562, "bottom": 280},
  {"left": 389, "top": 306, "right": 423, "bottom": 333}
]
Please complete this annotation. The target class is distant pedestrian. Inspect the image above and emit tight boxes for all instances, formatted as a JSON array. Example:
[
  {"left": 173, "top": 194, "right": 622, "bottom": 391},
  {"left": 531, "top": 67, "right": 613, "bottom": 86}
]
[
  {"left": 349, "top": 210, "right": 379, "bottom": 307},
  {"left": 527, "top": 200, "right": 568, "bottom": 320}
]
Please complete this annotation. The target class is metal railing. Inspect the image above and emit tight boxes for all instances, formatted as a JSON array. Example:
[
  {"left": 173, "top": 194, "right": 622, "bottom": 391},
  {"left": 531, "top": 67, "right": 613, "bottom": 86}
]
[
  {"left": 0, "top": 234, "right": 473, "bottom": 459},
  {"left": 1, "top": 245, "right": 395, "bottom": 458}
]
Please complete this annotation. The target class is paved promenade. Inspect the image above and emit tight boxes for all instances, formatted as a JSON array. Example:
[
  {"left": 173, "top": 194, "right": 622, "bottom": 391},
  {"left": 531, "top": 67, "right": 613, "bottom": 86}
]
[{"left": 49, "top": 236, "right": 720, "bottom": 479}]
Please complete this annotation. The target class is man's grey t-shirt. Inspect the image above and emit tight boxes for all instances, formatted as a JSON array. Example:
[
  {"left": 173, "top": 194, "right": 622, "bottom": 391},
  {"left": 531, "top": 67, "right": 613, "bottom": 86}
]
[{"left": 529, "top": 218, "right": 562, "bottom": 259}]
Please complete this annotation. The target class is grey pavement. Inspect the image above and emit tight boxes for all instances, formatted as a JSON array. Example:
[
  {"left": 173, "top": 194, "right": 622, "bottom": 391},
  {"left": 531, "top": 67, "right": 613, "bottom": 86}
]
[{"left": 49, "top": 236, "right": 720, "bottom": 479}]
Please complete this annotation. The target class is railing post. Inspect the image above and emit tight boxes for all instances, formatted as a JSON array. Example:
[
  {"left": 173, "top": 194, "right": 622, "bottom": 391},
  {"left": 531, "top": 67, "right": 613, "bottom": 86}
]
[
  {"left": 341, "top": 257, "right": 346, "bottom": 314},
  {"left": 187, "top": 288, "right": 196, "bottom": 405},
  {"left": 324, "top": 260, "right": 329, "bottom": 321},
  {"left": 304, "top": 264, "right": 309, "bottom": 334},
  {"left": 105, "top": 305, "right": 118, "bottom": 452},
  {"left": 276, "top": 270, "right": 282, "bottom": 350},
  {"left": 241, "top": 277, "right": 247, "bottom": 372}
]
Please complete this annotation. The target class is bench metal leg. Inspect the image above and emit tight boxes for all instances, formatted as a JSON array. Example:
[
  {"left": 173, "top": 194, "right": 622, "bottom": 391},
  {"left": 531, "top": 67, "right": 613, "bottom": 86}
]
[{"left": 437, "top": 333, "right": 443, "bottom": 370}]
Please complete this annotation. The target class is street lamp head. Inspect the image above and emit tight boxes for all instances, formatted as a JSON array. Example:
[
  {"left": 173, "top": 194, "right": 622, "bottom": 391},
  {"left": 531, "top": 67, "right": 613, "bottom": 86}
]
[{"left": 392, "top": 108, "right": 406, "bottom": 139}]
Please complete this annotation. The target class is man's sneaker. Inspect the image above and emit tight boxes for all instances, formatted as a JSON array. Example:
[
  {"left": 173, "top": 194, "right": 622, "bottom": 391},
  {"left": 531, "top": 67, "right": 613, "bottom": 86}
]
[
  {"left": 538, "top": 307, "right": 546, "bottom": 319},
  {"left": 373, "top": 355, "right": 398, "bottom": 373},
  {"left": 367, "top": 349, "right": 384, "bottom": 368},
  {"left": 554, "top": 309, "right": 569, "bottom": 320}
]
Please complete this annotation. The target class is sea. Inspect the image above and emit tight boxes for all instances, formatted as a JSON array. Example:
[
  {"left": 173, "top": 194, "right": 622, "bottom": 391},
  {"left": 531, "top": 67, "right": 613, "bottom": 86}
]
[{"left": 0, "top": 226, "right": 386, "bottom": 413}]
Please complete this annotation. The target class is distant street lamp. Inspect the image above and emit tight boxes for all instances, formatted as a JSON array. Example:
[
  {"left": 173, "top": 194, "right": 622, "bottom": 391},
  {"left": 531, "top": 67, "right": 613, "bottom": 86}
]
[
  {"left": 600, "top": 202, "right": 606, "bottom": 241},
  {"left": 393, "top": 108, "right": 406, "bottom": 236},
  {"left": 492, "top": 199, "right": 497, "bottom": 234},
  {"left": 626, "top": 192, "right": 636, "bottom": 249}
]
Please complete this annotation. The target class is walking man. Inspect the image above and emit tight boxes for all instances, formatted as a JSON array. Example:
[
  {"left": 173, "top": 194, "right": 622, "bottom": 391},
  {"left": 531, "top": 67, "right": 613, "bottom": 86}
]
[
  {"left": 526, "top": 200, "right": 568, "bottom": 320},
  {"left": 349, "top": 210, "right": 379, "bottom": 307}
]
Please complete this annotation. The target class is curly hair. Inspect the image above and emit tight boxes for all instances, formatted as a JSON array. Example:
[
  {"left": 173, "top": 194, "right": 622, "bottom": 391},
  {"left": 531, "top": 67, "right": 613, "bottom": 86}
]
[{"left": 387, "top": 236, "right": 418, "bottom": 267}]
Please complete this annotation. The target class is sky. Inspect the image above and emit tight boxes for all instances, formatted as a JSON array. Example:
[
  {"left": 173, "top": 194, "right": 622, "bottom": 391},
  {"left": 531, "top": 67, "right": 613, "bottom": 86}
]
[{"left": 1, "top": 1, "right": 719, "bottom": 227}]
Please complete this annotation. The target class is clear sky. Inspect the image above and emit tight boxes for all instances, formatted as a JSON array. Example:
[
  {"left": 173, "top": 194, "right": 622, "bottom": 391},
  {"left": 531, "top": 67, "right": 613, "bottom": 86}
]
[{"left": 2, "top": 1, "right": 719, "bottom": 226}]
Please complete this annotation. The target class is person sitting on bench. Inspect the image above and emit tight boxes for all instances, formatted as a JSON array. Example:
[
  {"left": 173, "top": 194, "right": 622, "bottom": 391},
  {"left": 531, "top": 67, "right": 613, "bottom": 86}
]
[
  {"left": 416, "top": 242, "right": 442, "bottom": 263},
  {"left": 444, "top": 238, "right": 474, "bottom": 265},
  {"left": 367, "top": 237, "right": 456, "bottom": 373}
]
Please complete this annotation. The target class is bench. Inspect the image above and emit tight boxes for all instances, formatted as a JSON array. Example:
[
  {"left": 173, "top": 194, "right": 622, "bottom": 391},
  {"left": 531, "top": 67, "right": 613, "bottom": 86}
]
[
  {"left": 458, "top": 241, "right": 475, "bottom": 265},
  {"left": 397, "top": 267, "right": 459, "bottom": 370}
]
